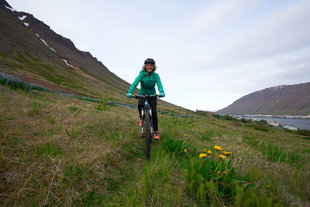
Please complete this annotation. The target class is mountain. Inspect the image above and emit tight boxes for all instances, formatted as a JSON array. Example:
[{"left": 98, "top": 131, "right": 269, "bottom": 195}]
[
  {"left": 0, "top": 0, "right": 189, "bottom": 113},
  {"left": 216, "top": 82, "right": 310, "bottom": 115},
  {"left": 0, "top": 0, "right": 130, "bottom": 100}
]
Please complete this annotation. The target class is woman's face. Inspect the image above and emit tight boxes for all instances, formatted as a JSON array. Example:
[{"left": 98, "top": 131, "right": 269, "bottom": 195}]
[{"left": 146, "top": 63, "right": 154, "bottom": 73}]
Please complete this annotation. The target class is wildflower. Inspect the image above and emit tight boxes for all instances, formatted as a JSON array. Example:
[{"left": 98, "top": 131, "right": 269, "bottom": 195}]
[
  {"left": 223, "top": 151, "right": 232, "bottom": 155},
  {"left": 184, "top": 149, "right": 187, "bottom": 153},
  {"left": 223, "top": 171, "right": 226, "bottom": 175},
  {"left": 214, "top": 146, "right": 223, "bottom": 151},
  {"left": 267, "top": 184, "right": 271, "bottom": 188},
  {"left": 217, "top": 171, "right": 221, "bottom": 175},
  {"left": 219, "top": 155, "right": 226, "bottom": 159},
  {"left": 199, "top": 153, "right": 207, "bottom": 158},
  {"left": 184, "top": 134, "right": 188, "bottom": 137},
  {"left": 203, "top": 149, "right": 206, "bottom": 153},
  {"left": 207, "top": 150, "right": 212, "bottom": 155}
]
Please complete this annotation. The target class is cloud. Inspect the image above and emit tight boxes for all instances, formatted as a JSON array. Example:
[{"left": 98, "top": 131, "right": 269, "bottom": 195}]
[{"left": 204, "top": 0, "right": 310, "bottom": 69}]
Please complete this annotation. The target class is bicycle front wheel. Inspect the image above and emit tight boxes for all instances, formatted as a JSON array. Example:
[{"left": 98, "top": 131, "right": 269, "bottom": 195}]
[{"left": 144, "top": 112, "right": 151, "bottom": 159}]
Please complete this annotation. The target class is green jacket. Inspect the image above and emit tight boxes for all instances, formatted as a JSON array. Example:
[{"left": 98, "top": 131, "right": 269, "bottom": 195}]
[{"left": 128, "top": 70, "right": 164, "bottom": 95}]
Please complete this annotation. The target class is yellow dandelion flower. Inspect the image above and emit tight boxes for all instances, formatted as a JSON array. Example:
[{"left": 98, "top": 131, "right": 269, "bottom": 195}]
[
  {"left": 207, "top": 150, "right": 212, "bottom": 155},
  {"left": 267, "top": 184, "right": 270, "bottom": 188},
  {"left": 223, "top": 171, "right": 226, "bottom": 175},
  {"left": 184, "top": 149, "right": 187, "bottom": 153},
  {"left": 184, "top": 134, "right": 188, "bottom": 137},
  {"left": 217, "top": 171, "right": 221, "bottom": 175},
  {"left": 199, "top": 153, "right": 207, "bottom": 158},
  {"left": 219, "top": 155, "right": 226, "bottom": 159},
  {"left": 203, "top": 149, "right": 206, "bottom": 153},
  {"left": 214, "top": 146, "right": 223, "bottom": 151},
  {"left": 223, "top": 151, "right": 232, "bottom": 155}
]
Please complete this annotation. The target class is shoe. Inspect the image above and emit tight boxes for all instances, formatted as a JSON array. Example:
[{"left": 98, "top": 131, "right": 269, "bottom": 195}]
[
  {"left": 139, "top": 119, "right": 142, "bottom": 127},
  {"left": 154, "top": 131, "right": 160, "bottom": 140}
]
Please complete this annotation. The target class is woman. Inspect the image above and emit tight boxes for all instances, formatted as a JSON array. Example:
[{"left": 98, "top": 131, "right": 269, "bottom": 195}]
[{"left": 126, "top": 58, "right": 165, "bottom": 140}]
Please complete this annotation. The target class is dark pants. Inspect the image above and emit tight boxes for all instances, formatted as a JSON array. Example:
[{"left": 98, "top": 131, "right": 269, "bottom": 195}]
[{"left": 138, "top": 97, "right": 158, "bottom": 131}]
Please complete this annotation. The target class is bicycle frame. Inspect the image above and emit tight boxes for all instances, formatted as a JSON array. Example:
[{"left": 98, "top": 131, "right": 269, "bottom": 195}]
[
  {"left": 134, "top": 94, "right": 157, "bottom": 136},
  {"left": 134, "top": 94, "right": 158, "bottom": 159}
]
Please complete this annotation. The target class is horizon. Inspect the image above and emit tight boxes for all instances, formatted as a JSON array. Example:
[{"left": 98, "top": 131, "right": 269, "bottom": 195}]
[{"left": 6, "top": 0, "right": 310, "bottom": 111}]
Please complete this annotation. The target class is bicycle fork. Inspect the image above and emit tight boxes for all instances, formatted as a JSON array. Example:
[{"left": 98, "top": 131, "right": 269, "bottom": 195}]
[
  {"left": 141, "top": 110, "right": 144, "bottom": 136},
  {"left": 140, "top": 109, "right": 153, "bottom": 137}
]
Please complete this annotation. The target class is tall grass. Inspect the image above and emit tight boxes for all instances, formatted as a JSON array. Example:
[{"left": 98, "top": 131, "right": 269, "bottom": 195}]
[{"left": 243, "top": 135, "right": 304, "bottom": 168}]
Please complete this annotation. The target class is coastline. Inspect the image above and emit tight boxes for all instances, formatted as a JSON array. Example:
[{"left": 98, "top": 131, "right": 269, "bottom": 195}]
[{"left": 232, "top": 115, "right": 310, "bottom": 131}]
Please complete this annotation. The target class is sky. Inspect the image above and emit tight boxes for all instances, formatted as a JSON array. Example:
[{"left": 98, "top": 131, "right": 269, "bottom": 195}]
[{"left": 7, "top": 0, "right": 310, "bottom": 111}]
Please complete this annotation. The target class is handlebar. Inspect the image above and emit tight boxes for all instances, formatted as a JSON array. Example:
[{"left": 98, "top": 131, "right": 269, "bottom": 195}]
[{"left": 134, "top": 94, "right": 158, "bottom": 99}]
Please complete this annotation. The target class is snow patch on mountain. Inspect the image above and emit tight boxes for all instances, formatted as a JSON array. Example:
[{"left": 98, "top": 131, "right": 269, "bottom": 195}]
[
  {"left": 62, "top": 59, "right": 74, "bottom": 68},
  {"left": 40, "top": 38, "right": 56, "bottom": 52},
  {"left": 23, "top": 22, "right": 29, "bottom": 27},
  {"left": 18, "top": 15, "right": 27, "bottom": 21},
  {"left": 4, "top": 5, "right": 14, "bottom": 11}
]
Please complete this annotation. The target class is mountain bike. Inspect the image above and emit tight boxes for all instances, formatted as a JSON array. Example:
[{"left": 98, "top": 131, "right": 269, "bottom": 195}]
[{"left": 134, "top": 94, "right": 158, "bottom": 159}]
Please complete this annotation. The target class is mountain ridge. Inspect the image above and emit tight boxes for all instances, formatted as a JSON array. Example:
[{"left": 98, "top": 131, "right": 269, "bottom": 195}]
[{"left": 216, "top": 82, "right": 310, "bottom": 115}]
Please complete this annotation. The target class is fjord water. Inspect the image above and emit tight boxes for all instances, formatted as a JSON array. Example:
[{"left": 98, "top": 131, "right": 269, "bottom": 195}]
[{"left": 259, "top": 117, "right": 310, "bottom": 130}]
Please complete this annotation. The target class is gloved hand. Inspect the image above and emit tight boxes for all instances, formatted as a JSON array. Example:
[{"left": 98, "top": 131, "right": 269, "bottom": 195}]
[
  {"left": 126, "top": 92, "right": 133, "bottom": 98},
  {"left": 159, "top": 91, "right": 165, "bottom": 97}
]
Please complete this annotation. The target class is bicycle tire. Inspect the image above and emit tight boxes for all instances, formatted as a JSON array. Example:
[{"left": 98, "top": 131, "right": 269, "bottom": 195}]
[{"left": 144, "top": 112, "right": 151, "bottom": 159}]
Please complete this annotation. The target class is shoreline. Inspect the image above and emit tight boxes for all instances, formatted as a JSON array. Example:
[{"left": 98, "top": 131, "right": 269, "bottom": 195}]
[
  {"left": 232, "top": 115, "right": 310, "bottom": 131},
  {"left": 233, "top": 114, "right": 310, "bottom": 119}
]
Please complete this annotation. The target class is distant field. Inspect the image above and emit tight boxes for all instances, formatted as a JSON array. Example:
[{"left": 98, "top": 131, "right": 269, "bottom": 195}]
[{"left": 1, "top": 85, "right": 310, "bottom": 206}]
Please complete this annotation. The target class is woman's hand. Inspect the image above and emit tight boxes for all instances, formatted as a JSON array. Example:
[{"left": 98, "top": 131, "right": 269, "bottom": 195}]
[
  {"left": 126, "top": 92, "right": 133, "bottom": 98},
  {"left": 159, "top": 92, "right": 165, "bottom": 97}
]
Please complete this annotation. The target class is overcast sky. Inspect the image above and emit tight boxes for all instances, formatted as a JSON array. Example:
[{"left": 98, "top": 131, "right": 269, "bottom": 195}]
[{"left": 8, "top": 0, "right": 310, "bottom": 111}]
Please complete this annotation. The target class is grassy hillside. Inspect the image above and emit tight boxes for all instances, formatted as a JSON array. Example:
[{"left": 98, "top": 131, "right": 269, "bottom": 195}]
[
  {"left": 1, "top": 85, "right": 309, "bottom": 206},
  {"left": 0, "top": 5, "right": 126, "bottom": 100}
]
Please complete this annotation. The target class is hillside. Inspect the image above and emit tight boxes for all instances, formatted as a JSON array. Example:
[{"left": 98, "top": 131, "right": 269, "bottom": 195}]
[
  {"left": 0, "top": 0, "right": 133, "bottom": 99},
  {"left": 217, "top": 82, "right": 310, "bottom": 115},
  {"left": 1, "top": 84, "right": 310, "bottom": 206},
  {"left": 0, "top": 0, "right": 189, "bottom": 114}
]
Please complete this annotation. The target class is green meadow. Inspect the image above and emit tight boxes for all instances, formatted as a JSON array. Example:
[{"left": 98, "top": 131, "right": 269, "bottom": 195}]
[{"left": 0, "top": 85, "right": 309, "bottom": 206}]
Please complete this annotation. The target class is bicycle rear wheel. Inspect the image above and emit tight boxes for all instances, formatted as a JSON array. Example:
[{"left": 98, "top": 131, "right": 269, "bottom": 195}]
[{"left": 144, "top": 112, "right": 151, "bottom": 159}]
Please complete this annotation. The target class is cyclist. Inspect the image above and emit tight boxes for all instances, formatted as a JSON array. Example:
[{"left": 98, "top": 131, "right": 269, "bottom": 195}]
[{"left": 126, "top": 58, "right": 165, "bottom": 140}]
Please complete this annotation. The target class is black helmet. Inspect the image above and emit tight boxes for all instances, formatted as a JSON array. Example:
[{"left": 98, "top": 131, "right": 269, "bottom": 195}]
[{"left": 144, "top": 58, "right": 155, "bottom": 65}]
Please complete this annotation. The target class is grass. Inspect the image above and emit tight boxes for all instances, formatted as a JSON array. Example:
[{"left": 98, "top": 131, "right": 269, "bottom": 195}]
[
  {"left": 243, "top": 135, "right": 306, "bottom": 168},
  {"left": 1, "top": 86, "right": 310, "bottom": 206}
]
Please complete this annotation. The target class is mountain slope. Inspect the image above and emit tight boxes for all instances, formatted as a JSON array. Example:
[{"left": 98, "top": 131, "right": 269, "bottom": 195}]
[
  {"left": 0, "top": 0, "right": 129, "bottom": 99},
  {"left": 217, "top": 82, "right": 310, "bottom": 115},
  {"left": 0, "top": 0, "right": 190, "bottom": 114}
]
